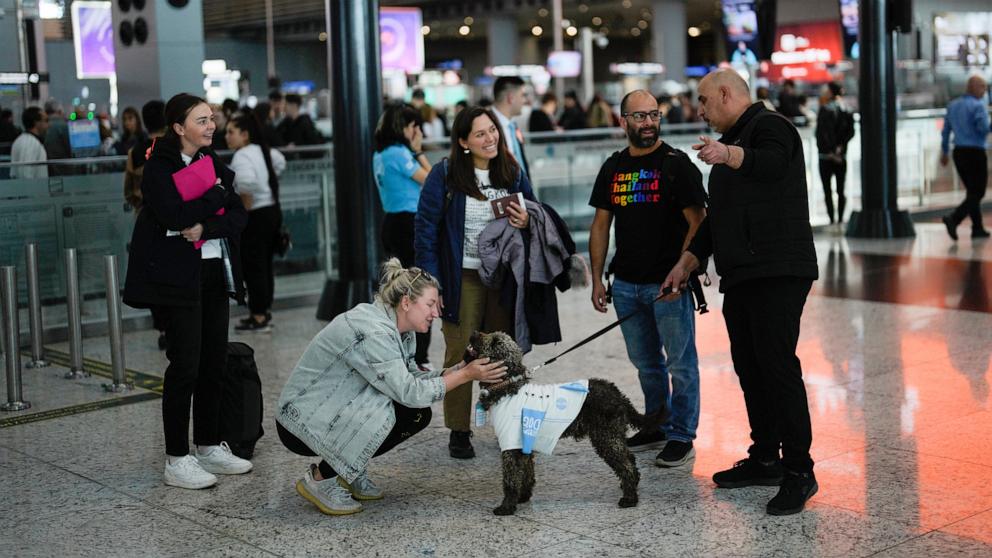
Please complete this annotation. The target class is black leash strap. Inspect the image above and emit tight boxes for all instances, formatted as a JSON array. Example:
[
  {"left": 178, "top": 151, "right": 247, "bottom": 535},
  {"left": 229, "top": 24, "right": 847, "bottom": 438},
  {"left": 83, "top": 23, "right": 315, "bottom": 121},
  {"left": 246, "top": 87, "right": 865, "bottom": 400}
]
[{"left": 532, "top": 287, "right": 670, "bottom": 371}]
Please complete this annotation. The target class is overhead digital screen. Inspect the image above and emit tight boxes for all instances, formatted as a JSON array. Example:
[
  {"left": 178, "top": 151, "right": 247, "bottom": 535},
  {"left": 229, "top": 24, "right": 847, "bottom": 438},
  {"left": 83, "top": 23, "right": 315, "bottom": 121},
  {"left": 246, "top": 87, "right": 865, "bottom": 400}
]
[
  {"left": 71, "top": 1, "right": 116, "bottom": 79},
  {"left": 764, "top": 20, "right": 843, "bottom": 82},
  {"left": 380, "top": 7, "right": 425, "bottom": 74},
  {"left": 722, "top": 0, "right": 761, "bottom": 65},
  {"left": 839, "top": 0, "right": 859, "bottom": 59}
]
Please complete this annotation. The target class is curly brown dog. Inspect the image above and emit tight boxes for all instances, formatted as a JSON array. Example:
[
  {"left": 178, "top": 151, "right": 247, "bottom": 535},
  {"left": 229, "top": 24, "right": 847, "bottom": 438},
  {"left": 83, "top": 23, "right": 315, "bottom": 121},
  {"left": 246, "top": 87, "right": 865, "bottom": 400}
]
[{"left": 466, "top": 331, "right": 667, "bottom": 516}]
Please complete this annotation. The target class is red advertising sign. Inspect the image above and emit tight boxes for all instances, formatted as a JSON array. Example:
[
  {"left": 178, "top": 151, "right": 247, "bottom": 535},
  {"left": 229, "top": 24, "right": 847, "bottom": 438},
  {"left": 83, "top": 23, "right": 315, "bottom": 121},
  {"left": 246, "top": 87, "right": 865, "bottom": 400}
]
[{"left": 763, "top": 21, "right": 843, "bottom": 82}]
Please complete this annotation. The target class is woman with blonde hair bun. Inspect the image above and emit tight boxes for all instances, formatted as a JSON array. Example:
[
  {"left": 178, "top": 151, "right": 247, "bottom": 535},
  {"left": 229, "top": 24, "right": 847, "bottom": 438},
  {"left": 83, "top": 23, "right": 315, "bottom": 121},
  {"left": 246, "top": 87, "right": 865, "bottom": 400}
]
[{"left": 275, "top": 258, "right": 508, "bottom": 516}]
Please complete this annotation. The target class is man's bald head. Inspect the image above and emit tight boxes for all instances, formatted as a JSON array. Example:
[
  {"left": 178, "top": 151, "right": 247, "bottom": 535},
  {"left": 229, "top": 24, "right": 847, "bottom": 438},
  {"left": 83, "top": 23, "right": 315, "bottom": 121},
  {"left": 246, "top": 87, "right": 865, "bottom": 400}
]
[
  {"left": 696, "top": 69, "right": 754, "bottom": 133},
  {"left": 620, "top": 89, "right": 657, "bottom": 115},
  {"left": 700, "top": 69, "right": 751, "bottom": 97},
  {"left": 966, "top": 75, "right": 988, "bottom": 98}
]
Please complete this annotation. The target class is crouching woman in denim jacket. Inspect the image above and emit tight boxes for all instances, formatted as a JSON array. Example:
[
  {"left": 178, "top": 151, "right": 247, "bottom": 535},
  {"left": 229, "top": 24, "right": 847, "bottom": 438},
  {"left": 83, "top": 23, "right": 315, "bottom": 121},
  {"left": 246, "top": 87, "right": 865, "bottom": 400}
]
[{"left": 276, "top": 258, "right": 507, "bottom": 516}]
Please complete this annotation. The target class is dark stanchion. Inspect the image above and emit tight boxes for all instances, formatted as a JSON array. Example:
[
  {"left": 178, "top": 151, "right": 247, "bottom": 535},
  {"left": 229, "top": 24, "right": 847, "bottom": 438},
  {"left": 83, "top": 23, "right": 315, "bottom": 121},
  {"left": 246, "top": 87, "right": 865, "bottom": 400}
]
[
  {"left": 1, "top": 266, "right": 31, "bottom": 412},
  {"left": 315, "top": 0, "right": 383, "bottom": 321},
  {"left": 24, "top": 243, "right": 49, "bottom": 369},
  {"left": 102, "top": 255, "right": 133, "bottom": 393},
  {"left": 63, "top": 248, "right": 89, "bottom": 379},
  {"left": 846, "top": 0, "right": 915, "bottom": 238}
]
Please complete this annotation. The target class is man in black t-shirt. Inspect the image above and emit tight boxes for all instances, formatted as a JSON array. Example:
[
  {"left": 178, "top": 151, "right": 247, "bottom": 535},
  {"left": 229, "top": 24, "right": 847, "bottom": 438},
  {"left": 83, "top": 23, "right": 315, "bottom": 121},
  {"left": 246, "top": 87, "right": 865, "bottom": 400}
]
[{"left": 588, "top": 90, "right": 707, "bottom": 468}]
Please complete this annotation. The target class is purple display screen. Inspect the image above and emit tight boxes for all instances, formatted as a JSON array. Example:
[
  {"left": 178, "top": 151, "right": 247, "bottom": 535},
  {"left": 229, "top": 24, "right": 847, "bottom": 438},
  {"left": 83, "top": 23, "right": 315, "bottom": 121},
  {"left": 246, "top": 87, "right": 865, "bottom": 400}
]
[
  {"left": 72, "top": 1, "right": 116, "bottom": 79},
  {"left": 380, "top": 7, "right": 424, "bottom": 74}
]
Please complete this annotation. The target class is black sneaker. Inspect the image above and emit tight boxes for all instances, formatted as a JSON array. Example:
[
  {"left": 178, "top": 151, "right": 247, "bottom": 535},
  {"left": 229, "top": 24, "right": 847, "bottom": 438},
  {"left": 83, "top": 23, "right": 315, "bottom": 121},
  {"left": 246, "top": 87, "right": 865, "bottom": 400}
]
[
  {"left": 655, "top": 440, "right": 695, "bottom": 467},
  {"left": 448, "top": 430, "right": 475, "bottom": 459},
  {"left": 235, "top": 315, "right": 273, "bottom": 333},
  {"left": 626, "top": 429, "right": 666, "bottom": 452},
  {"left": 712, "top": 458, "right": 784, "bottom": 488},
  {"left": 766, "top": 470, "right": 818, "bottom": 515},
  {"left": 972, "top": 229, "right": 990, "bottom": 239},
  {"left": 942, "top": 215, "right": 958, "bottom": 240}
]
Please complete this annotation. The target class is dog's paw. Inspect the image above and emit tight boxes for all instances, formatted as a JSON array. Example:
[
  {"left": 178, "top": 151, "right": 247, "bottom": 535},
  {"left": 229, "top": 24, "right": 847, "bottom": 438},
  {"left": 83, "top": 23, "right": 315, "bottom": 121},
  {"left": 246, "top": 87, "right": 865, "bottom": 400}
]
[
  {"left": 493, "top": 505, "right": 517, "bottom": 516},
  {"left": 618, "top": 496, "right": 638, "bottom": 508}
]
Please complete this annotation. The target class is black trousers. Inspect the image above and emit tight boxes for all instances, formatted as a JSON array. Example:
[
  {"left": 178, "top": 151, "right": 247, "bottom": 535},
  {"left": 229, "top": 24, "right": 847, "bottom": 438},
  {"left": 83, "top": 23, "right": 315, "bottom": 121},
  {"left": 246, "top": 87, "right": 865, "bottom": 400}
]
[
  {"left": 241, "top": 204, "right": 282, "bottom": 315},
  {"left": 381, "top": 211, "right": 431, "bottom": 364},
  {"left": 722, "top": 276, "right": 814, "bottom": 474},
  {"left": 156, "top": 260, "right": 231, "bottom": 456},
  {"left": 950, "top": 148, "right": 988, "bottom": 232},
  {"left": 818, "top": 157, "right": 847, "bottom": 223},
  {"left": 276, "top": 403, "right": 431, "bottom": 479}
]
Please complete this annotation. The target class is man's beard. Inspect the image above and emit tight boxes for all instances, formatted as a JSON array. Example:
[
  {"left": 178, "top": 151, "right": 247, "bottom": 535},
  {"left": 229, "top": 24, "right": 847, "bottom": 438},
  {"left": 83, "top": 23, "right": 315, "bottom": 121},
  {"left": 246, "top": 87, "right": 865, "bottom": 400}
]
[{"left": 627, "top": 124, "right": 659, "bottom": 148}]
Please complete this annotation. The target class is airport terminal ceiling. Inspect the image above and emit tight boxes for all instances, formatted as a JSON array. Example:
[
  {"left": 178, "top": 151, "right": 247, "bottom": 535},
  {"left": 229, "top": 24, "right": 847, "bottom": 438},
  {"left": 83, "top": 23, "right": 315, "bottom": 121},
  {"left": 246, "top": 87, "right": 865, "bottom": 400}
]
[{"left": 197, "top": 0, "right": 720, "bottom": 41}]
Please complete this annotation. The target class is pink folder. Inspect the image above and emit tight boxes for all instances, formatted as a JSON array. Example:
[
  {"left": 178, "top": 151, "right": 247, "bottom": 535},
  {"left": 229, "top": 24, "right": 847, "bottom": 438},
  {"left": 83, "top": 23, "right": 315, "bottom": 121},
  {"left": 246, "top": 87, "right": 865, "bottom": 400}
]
[{"left": 172, "top": 155, "right": 225, "bottom": 249}]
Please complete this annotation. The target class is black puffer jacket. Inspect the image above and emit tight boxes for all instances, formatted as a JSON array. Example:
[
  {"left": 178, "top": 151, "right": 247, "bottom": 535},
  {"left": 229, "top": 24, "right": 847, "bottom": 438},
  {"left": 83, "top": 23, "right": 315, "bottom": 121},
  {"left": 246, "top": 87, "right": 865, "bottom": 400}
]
[
  {"left": 688, "top": 104, "right": 818, "bottom": 291},
  {"left": 123, "top": 138, "right": 248, "bottom": 308}
]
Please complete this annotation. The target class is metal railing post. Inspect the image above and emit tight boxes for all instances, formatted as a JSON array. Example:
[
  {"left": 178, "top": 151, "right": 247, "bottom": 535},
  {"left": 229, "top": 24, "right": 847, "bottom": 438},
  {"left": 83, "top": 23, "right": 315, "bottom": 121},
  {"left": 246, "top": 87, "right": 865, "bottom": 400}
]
[
  {"left": 64, "top": 248, "right": 88, "bottom": 378},
  {"left": 1, "top": 266, "right": 31, "bottom": 411},
  {"left": 102, "top": 255, "right": 132, "bottom": 393},
  {"left": 24, "top": 243, "right": 48, "bottom": 369}
]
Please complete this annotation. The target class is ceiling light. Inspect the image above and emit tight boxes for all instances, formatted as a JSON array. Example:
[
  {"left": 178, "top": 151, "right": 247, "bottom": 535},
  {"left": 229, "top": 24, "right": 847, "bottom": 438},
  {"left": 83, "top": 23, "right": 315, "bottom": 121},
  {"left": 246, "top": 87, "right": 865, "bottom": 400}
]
[
  {"left": 638, "top": 20, "right": 648, "bottom": 30},
  {"left": 421, "top": 25, "right": 431, "bottom": 35},
  {"left": 538, "top": 8, "right": 548, "bottom": 17},
  {"left": 579, "top": 4, "right": 588, "bottom": 13},
  {"left": 631, "top": 27, "right": 641, "bottom": 37},
  {"left": 318, "top": 32, "right": 327, "bottom": 41},
  {"left": 688, "top": 26, "right": 701, "bottom": 37},
  {"left": 532, "top": 25, "right": 543, "bottom": 37},
  {"left": 458, "top": 25, "right": 471, "bottom": 36},
  {"left": 566, "top": 26, "right": 578, "bottom": 37},
  {"left": 592, "top": 16, "right": 602, "bottom": 26},
  {"left": 622, "top": 0, "right": 632, "bottom": 8},
  {"left": 464, "top": 16, "right": 474, "bottom": 25}
]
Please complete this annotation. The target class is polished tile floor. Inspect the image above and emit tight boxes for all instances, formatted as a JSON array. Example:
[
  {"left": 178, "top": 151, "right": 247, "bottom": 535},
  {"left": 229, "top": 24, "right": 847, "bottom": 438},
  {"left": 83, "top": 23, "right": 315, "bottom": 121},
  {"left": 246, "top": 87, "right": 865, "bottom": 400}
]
[{"left": 1, "top": 220, "right": 990, "bottom": 557}]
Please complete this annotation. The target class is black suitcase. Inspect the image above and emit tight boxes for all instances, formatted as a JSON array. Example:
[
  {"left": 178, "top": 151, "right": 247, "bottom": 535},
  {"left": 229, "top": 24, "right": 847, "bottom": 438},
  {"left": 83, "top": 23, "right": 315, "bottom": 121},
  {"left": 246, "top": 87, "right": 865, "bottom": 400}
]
[{"left": 223, "top": 341, "right": 264, "bottom": 459}]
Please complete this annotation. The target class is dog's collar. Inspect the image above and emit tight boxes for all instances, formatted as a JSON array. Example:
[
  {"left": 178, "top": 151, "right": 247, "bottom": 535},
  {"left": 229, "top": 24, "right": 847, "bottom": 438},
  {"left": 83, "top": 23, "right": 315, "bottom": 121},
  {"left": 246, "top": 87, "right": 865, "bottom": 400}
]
[{"left": 479, "top": 372, "right": 528, "bottom": 397}]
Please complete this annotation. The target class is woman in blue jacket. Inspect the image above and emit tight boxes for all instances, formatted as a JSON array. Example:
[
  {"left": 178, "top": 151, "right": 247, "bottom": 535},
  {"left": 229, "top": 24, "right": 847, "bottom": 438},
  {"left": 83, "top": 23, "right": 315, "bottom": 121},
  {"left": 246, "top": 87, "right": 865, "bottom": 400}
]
[{"left": 415, "top": 106, "right": 536, "bottom": 459}]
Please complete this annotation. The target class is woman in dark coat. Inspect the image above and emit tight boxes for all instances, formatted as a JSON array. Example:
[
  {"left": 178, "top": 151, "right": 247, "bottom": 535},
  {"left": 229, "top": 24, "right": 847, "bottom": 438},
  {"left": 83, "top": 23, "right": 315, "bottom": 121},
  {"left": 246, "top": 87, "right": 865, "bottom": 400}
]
[{"left": 123, "top": 93, "right": 252, "bottom": 490}]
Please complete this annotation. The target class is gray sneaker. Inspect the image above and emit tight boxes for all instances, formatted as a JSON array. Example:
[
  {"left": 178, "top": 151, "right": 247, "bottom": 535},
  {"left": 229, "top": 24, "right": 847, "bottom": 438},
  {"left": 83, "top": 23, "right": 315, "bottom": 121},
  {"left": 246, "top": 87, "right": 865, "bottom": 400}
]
[
  {"left": 296, "top": 465, "right": 363, "bottom": 516},
  {"left": 338, "top": 470, "right": 384, "bottom": 501}
]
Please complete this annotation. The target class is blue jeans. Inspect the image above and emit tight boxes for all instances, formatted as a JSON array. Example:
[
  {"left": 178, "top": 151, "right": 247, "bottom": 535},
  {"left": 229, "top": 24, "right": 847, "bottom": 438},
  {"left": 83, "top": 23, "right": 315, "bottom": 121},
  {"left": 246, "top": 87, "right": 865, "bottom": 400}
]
[{"left": 612, "top": 278, "right": 700, "bottom": 443}]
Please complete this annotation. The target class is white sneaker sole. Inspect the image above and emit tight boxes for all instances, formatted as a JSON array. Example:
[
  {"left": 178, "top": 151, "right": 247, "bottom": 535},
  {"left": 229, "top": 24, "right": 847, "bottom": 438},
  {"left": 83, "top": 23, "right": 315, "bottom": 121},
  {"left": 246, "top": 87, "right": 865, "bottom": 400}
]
[
  {"left": 656, "top": 447, "right": 696, "bottom": 468},
  {"left": 196, "top": 460, "right": 253, "bottom": 475},
  {"left": 296, "top": 480, "right": 363, "bottom": 515},
  {"left": 628, "top": 440, "right": 667, "bottom": 453},
  {"left": 164, "top": 473, "right": 217, "bottom": 490}
]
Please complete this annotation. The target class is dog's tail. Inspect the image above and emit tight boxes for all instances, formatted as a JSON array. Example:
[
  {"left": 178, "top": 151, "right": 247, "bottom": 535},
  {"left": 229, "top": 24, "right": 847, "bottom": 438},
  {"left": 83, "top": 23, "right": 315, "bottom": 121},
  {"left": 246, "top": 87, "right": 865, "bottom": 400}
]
[{"left": 631, "top": 393, "right": 669, "bottom": 433}]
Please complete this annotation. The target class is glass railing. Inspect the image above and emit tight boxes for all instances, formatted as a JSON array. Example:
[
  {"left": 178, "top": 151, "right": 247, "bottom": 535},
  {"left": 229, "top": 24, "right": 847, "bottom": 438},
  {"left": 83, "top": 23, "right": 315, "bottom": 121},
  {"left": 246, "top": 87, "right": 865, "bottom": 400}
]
[{"left": 0, "top": 113, "right": 987, "bottom": 327}]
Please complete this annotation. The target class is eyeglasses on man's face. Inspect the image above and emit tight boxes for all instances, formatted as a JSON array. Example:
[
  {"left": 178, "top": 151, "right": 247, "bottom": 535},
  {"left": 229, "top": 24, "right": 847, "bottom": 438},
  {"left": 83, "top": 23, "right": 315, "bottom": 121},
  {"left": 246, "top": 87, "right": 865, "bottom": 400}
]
[{"left": 622, "top": 110, "right": 662, "bottom": 123}]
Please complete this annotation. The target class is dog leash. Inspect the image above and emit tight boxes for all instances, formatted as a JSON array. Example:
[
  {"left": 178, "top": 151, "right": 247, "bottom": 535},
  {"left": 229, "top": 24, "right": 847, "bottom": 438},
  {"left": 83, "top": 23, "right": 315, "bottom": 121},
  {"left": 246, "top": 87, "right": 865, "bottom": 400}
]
[{"left": 530, "top": 287, "right": 671, "bottom": 372}]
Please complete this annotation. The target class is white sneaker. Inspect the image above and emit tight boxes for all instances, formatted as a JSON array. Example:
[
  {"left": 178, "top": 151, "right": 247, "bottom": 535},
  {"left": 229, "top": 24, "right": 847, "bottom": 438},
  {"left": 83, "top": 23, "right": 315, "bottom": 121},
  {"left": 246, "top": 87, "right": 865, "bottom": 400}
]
[
  {"left": 296, "top": 465, "right": 363, "bottom": 516},
  {"left": 338, "top": 470, "right": 384, "bottom": 501},
  {"left": 194, "top": 441, "right": 253, "bottom": 475},
  {"left": 164, "top": 455, "right": 218, "bottom": 489}
]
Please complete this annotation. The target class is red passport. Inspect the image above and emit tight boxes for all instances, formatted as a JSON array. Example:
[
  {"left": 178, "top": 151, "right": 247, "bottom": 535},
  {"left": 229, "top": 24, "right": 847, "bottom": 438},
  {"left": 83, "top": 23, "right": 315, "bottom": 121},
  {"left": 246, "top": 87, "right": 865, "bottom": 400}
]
[{"left": 172, "top": 155, "right": 224, "bottom": 249}]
